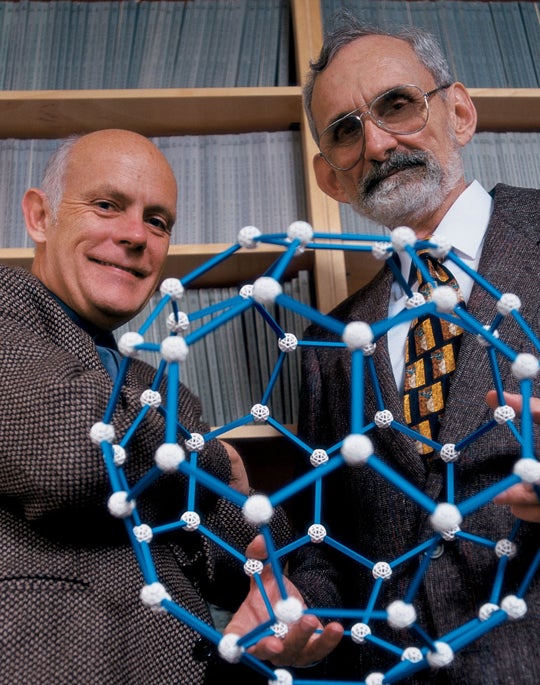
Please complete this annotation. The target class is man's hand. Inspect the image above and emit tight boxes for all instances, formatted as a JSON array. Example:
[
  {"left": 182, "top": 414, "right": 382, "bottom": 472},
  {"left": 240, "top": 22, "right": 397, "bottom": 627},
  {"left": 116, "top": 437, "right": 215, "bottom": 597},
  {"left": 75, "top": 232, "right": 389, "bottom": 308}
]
[
  {"left": 486, "top": 390, "right": 540, "bottom": 523},
  {"left": 224, "top": 534, "right": 343, "bottom": 667}
]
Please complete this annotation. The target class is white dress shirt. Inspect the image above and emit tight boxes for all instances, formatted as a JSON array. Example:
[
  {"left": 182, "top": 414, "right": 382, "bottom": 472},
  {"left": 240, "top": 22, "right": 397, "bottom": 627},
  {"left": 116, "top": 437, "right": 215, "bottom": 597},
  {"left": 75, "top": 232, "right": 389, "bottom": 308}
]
[{"left": 387, "top": 180, "right": 494, "bottom": 391}]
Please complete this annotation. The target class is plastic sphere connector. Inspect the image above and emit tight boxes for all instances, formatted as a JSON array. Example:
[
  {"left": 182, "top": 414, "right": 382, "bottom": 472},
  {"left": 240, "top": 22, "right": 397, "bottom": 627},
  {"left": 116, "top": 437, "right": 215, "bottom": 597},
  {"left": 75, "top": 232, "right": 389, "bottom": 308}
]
[
  {"left": 497, "top": 292, "right": 521, "bottom": 316},
  {"left": 159, "top": 278, "right": 184, "bottom": 301},
  {"left": 181, "top": 511, "right": 200, "bottom": 531},
  {"left": 308, "top": 523, "right": 327, "bottom": 543},
  {"left": 351, "top": 622, "right": 371, "bottom": 644},
  {"left": 252, "top": 277, "right": 282, "bottom": 305},
  {"left": 107, "top": 491, "right": 135, "bottom": 518},
  {"left": 243, "top": 494, "right": 274, "bottom": 525},
  {"left": 427, "top": 642, "right": 454, "bottom": 668},
  {"left": 118, "top": 331, "right": 144, "bottom": 357},
  {"left": 112, "top": 444, "right": 127, "bottom": 466},
  {"left": 477, "top": 324, "right": 499, "bottom": 347},
  {"left": 405, "top": 292, "right": 426, "bottom": 309},
  {"left": 374, "top": 410, "right": 393, "bottom": 429},
  {"left": 274, "top": 597, "right": 303, "bottom": 624},
  {"left": 140, "top": 389, "right": 161, "bottom": 408},
  {"left": 441, "top": 526, "right": 460, "bottom": 541},
  {"left": 371, "top": 241, "right": 393, "bottom": 260},
  {"left": 478, "top": 602, "right": 500, "bottom": 621},
  {"left": 511, "top": 353, "right": 539, "bottom": 380},
  {"left": 237, "top": 225, "right": 262, "bottom": 249},
  {"left": 287, "top": 220, "right": 313, "bottom": 245},
  {"left": 387, "top": 600, "right": 417, "bottom": 629},
  {"left": 140, "top": 582, "right": 171, "bottom": 611},
  {"left": 514, "top": 458, "right": 540, "bottom": 484},
  {"left": 342, "top": 434, "right": 373, "bottom": 466},
  {"left": 342, "top": 321, "right": 374, "bottom": 350},
  {"left": 133, "top": 523, "right": 153, "bottom": 543},
  {"left": 218, "top": 633, "right": 244, "bottom": 663},
  {"left": 90, "top": 421, "right": 116, "bottom": 445},
  {"left": 495, "top": 539, "right": 517, "bottom": 559},
  {"left": 432, "top": 285, "right": 459, "bottom": 313},
  {"left": 270, "top": 669, "right": 293, "bottom": 685},
  {"left": 310, "top": 449, "right": 329, "bottom": 467},
  {"left": 372, "top": 561, "right": 392, "bottom": 580},
  {"left": 160, "top": 336, "right": 189, "bottom": 363},
  {"left": 278, "top": 333, "right": 298, "bottom": 353},
  {"left": 154, "top": 443, "right": 185, "bottom": 472},
  {"left": 244, "top": 558, "right": 264, "bottom": 576},
  {"left": 251, "top": 403, "right": 270, "bottom": 423},
  {"left": 440, "top": 443, "right": 460, "bottom": 463},
  {"left": 430, "top": 503, "right": 463, "bottom": 532},
  {"left": 365, "top": 672, "right": 385, "bottom": 685},
  {"left": 239, "top": 284, "right": 253, "bottom": 299},
  {"left": 501, "top": 594, "right": 527, "bottom": 619},
  {"left": 428, "top": 236, "right": 451, "bottom": 259},
  {"left": 494, "top": 404, "right": 516, "bottom": 424},
  {"left": 401, "top": 647, "right": 423, "bottom": 663},
  {"left": 391, "top": 226, "right": 416, "bottom": 251},
  {"left": 166, "top": 311, "right": 190, "bottom": 333},
  {"left": 185, "top": 433, "right": 205, "bottom": 452},
  {"left": 271, "top": 622, "right": 289, "bottom": 640}
]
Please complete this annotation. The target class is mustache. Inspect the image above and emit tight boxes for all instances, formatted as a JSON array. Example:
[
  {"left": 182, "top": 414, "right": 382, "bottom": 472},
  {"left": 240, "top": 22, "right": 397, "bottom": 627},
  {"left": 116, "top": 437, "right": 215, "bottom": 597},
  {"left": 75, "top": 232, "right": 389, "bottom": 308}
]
[{"left": 362, "top": 151, "right": 430, "bottom": 195}]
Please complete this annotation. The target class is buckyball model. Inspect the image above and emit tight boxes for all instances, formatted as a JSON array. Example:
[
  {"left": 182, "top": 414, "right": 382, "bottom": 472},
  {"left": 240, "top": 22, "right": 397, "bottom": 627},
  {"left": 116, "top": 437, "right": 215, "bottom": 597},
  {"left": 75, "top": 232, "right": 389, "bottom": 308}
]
[{"left": 91, "top": 222, "right": 539, "bottom": 685}]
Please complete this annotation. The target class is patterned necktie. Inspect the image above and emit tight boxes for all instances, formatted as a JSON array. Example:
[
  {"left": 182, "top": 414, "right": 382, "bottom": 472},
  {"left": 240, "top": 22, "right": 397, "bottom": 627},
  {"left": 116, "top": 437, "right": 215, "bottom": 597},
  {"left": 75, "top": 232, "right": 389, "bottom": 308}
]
[{"left": 403, "top": 251, "right": 464, "bottom": 455}]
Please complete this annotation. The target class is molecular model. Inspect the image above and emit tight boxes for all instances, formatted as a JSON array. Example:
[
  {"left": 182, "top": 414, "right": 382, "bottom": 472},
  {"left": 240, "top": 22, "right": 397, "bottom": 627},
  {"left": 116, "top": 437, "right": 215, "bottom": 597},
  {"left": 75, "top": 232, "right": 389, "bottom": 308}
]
[{"left": 91, "top": 222, "right": 539, "bottom": 685}]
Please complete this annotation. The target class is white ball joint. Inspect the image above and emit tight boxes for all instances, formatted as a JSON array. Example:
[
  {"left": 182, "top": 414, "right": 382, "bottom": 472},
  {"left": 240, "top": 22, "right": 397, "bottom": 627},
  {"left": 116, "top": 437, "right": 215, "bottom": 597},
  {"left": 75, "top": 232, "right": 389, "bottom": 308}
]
[
  {"left": 271, "top": 622, "right": 289, "bottom": 639},
  {"left": 514, "top": 457, "right": 540, "bottom": 484},
  {"left": 497, "top": 292, "right": 521, "bottom": 316},
  {"left": 278, "top": 333, "right": 298, "bottom": 353},
  {"left": 252, "top": 276, "right": 282, "bottom": 305},
  {"left": 274, "top": 596, "right": 303, "bottom": 625},
  {"left": 342, "top": 321, "right": 374, "bottom": 351},
  {"left": 429, "top": 503, "right": 463, "bottom": 533},
  {"left": 251, "top": 403, "right": 270, "bottom": 423},
  {"left": 494, "top": 404, "right": 516, "bottom": 424},
  {"left": 308, "top": 523, "right": 327, "bottom": 543},
  {"left": 391, "top": 226, "right": 416, "bottom": 252},
  {"left": 112, "top": 444, "right": 127, "bottom": 467},
  {"left": 160, "top": 336, "right": 189, "bottom": 363},
  {"left": 133, "top": 523, "right": 153, "bottom": 543},
  {"left": 478, "top": 602, "right": 500, "bottom": 622},
  {"left": 365, "top": 673, "right": 385, "bottom": 685},
  {"left": 218, "top": 633, "right": 244, "bottom": 663},
  {"left": 432, "top": 285, "right": 459, "bottom": 314},
  {"left": 159, "top": 278, "right": 184, "bottom": 301},
  {"left": 495, "top": 538, "right": 517, "bottom": 559},
  {"left": 270, "top": 668, "right": 293, "bottom": 685},
  {"left": 310, "top": 448, "right": 329, "bottom": 467},
  {"left": 118, "top": 331, "right": 144, "bottom": 357},
  {"left": 237, "top": 225, "right": 262, "bottom": 249},
  {"left": 401, "top": 647, "right": 424, "bottom": 663},
  {"left": 511, "top": 353, "right": 539, "bottom": 380},
  {"left": 341, "top": 434, "right": 374, "bottom": 466},
  {"left": 244, "top": 558, "right": 264, "bottom": 577},
  {"left": 501, "top": 594, "right": 527, "bottom": 620},
  {"left": 286, "top": 220, "right": 313, "bottom": 246},
  {"left": 371, "top": 241, "right": 393, "bottom": 261},
  {"left": 243, "top": 494, "right": 274, "bottom": 526},
  {"left": 351, "top": 622, "right": 371, "bottom": 643},
  {"left": 387, "top": 600, "right": 417, "bottom": 629},
  {"left": 180, "top": 511, "right": 201, "bottom": 531},
  {"left": 440, "top": 443, "right": 460, "bottom": 463},
  {"left": 107, "top": 491, "right": 135, "bottom": 519},
  {"left": 166, "top": 310, "right": 190, "bottom": 334},
  {"left": 239, "top": 283, "right": 253, "bottom": 299},
  {"left": 427, "top": 235, "right": 451, "bottom": 260},
  {"left": 405, "top": 292, "right": 426, "bottom": 310},
  {"left": 140, "top": 582, "right": 171, "bottom": 612},
  {"left": 185, "top": 433, "right": 205, "bottom": 452},
  {"left": 140, "top": 389, "right": 161, "bottom": 408},
  {"left": 154, "top": 443, "right": 185, "bottom": 472},
  {"left": 372, "top": 561, "right": 392, "bottom": 580},
  {"left": 427, "top": 641, "right": 454, "bottom": 668},
  {"left": 374, "top": 409, "right": 393, "bottom": 429},
  {"left": 90, "top": 421, "right": 116, "bottom": 446}
]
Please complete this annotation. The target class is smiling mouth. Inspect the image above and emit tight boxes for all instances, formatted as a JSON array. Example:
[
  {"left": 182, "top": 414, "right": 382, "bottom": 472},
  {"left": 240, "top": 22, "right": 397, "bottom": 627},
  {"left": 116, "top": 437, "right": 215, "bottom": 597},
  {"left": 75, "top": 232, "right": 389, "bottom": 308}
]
[{"left": 90, "top": 258, "right": 145, "bottom": 278}]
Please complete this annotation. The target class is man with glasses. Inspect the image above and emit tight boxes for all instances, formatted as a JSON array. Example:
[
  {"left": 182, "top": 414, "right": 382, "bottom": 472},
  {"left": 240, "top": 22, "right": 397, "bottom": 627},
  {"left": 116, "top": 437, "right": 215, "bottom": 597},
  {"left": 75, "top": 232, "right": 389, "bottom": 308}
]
[{"left": 228, "top": 14, "right": 540, "bottom": 684}]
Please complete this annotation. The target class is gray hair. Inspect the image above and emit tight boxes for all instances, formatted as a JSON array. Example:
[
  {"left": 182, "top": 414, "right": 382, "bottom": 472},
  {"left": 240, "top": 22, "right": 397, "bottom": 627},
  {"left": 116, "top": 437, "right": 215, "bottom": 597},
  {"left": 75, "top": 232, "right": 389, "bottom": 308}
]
[
  {"left": 303, "top": 11, "right": 454, "bottom": 143},
  {"left": 40, "top": 134, "right": 82, "bottom": 219}
]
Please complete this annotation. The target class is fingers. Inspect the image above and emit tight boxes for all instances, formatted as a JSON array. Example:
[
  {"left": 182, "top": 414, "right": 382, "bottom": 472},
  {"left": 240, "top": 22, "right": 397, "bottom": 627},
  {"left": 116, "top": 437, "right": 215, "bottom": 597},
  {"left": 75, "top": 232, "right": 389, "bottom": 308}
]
[{"left": 494, "top": 482, "right": 540, "bottom": 523}]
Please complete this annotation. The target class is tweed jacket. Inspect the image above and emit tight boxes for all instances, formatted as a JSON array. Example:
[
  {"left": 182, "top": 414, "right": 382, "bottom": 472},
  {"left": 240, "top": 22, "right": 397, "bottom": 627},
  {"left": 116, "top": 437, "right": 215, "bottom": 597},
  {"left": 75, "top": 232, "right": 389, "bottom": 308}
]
[
  {"left": 288, "top": 184, "right": 540, "bottom": 684},
  {"left": 0, "top": 265, "right": 289, "bottom": 685}
]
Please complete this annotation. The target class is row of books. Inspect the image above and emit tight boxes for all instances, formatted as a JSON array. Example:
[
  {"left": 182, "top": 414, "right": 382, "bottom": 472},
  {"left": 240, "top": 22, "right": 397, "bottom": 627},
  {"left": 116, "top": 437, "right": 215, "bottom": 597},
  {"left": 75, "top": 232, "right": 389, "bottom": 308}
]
[
  {"left": 0, "top": 131, "right": 308, "bottom": 248},
  {"left": 114, "top": 271, "right": 314, "bottom": 427},
  {"left": 2, "top": 130, "right": 538, "bottom": 248},
  {"left": 322, "top": 1, "right": 540, "bottom": 88},
  {"left": 0, "top": 0, "right": 292, "bottom": 90}
]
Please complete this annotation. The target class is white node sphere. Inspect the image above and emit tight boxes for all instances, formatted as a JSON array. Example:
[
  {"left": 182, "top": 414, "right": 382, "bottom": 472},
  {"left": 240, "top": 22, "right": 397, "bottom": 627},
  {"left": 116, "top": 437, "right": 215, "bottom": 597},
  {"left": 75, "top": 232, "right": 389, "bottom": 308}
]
[
  {"left": 401, "top": 647, "right": 423, "bottom": 663},
  {"left": 365, "top": 673, "right": 385, "bottom": 685},
  {"left": 427, "top": 642, "right": 454, "bottom": 668},
  {"left": 160, "top": 336, "right": 189, "bottom": 363},
  {"left": 432, "top": 285, "right": 459, "bottom": 313},
  {"left": 118, "top": 331, "right": 144, "bottom": 357},
  {"left": 351, "top": 622, "right": 371, "bottom": 643},
  {"left": 372, "top": 561, "right": 392, "bottom": 580},
  {"left": 107, "top": 491, "right": 135, "bottom": 518},
  {"left": 237, "top": 225, "right": 262, "bottom": 249},
  {"left": 495, "top": 538, "right": 517, "bottom": 559},
  {"left": 140, "top": 389, "right": 161, "bottom": 408},
  {"left": 440, "top": 443, "right": 460, "bottom": 463},
  {"left": 308, "top": 523, "right": 327, "bottom": 543},
  {"left": 342, "top": 321, "right": 374, "bottom": 350},
  {"left": 478, "top": 602, "right": 500, "bottom": 621},
  {"left": 387, "top": 600, "right": 417, "bottom": 629},
  {"left": 494, "top": 404, "right": 516, "bottom": 424},
  {"left": 252, "top": 276, "right": 282, "bottom": 305},
  {"left": 371, "top": 241, "right": 393, "bottom": 260},
  {"left": 133, "top": 523, "right": 153, "bottom": 543},
  {"left": 405, "top": 292, "right": 426, "bottom": 310},
  {"left": 154, "top": 443, "right": 185, "bottom": 472},
  {"left": 287, "top": 220, "right": 313, "bottom": 244},
  {"left": 270, "top": 668, "right": 293, "bottom": 685},
  {"left": 185, "top": 433, "right": 205, "bottom": 452},
  {"left": 374, "top": 409, "right": 393, "bottom": 429},
  {"left": 428, "top": 236, "right": 451, "bottom": 259},
  {"left": 243, "top": 494, "right": 274, "bottom": 525},
  {"left": 511, "top": 353, "right": 539, "bottom": 380},
  {"left": 391, "top": 226, "right": 416, "bottom": 251},
  {"left": 218, "top": 633, "right": 244, "bottom": 663},
  {"left": 514, "top": 458, "right": 540, "bottom": 484},
  {"left": 251, "top": 403, "right": 270, "bottom": 423},
  {"left": 278, "top": 333, "right": 298, "bottom": 353},
  {"left": 112, "top": 444, "right": 127, "bottom": 466},
  {"left": 140, "top": 582, "right": 171, "bottom": 610},
  {"left": 90, "top": 421, "right": 116, "bottom": 446},
  {"left": 239, "top": 283, "right": 254, "bottom": 299},
  {"left": 166, "top": 311, "right": 190, "bottom": 333},
  {"left": 310, "top": 449, "right": 329, "bottom": 467},
  {"left": 244, "top": 558, "right": 264, "bottom": 576},
  {"left": 501, "top": 594, "right": 527, "bottom": 619},
  {"left": 441, "top": 526, "right": 460, "bottom": 541},
  {"left": 180, "top": 511, "right": 200, "bottom": 531},
  {"left": 497, "top": 292, "right": 521, "bottom": 316},
  {"left": 477, "top": 324, "right": 499, "bottom": 347},
  {"left": 271, "top": 622, "right": 289, "bottom": 639},
  {"left": 342, "top": 434, "right": 373, "bottom": 466},
  {"left": 430, "top": 503, "right": 462, "bottom": 532},
  {"left": 274, "top": 597, "right": 303, "bottom": 624},
  {"left": 159, "top": 278, "right": 184, "bottom": 301}
]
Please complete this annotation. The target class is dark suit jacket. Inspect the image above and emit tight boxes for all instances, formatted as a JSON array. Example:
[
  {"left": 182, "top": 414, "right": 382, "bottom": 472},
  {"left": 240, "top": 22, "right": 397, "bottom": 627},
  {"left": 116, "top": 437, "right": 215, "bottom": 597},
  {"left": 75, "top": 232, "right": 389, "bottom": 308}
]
[
  {"left": 0, "top": 264, "right": 289, "bottom": 684},
  {"left": 289, "top": 184, "right": 540, "bottom": 684}
]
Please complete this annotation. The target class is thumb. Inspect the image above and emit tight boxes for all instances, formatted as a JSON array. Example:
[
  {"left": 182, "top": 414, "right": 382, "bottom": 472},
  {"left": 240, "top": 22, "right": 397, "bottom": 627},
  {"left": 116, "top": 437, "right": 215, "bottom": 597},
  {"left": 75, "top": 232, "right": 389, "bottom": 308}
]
[{"left": 245, "top": 533, "right": 268, "bottom": 561}]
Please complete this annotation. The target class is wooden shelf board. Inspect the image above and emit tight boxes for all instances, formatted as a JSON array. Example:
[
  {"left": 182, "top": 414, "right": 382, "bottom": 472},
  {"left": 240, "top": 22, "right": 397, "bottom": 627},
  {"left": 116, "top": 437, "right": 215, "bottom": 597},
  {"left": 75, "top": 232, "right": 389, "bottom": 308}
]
[{"left": 470, "top": 89, "right": 540, "bottom": 131}]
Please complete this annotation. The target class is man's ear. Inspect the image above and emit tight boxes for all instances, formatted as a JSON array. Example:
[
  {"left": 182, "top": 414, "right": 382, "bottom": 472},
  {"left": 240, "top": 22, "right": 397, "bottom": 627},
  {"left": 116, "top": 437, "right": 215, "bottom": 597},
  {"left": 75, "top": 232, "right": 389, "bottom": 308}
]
[
  {"left": 313, "top": 152, "right": 352, "bottom": 204},
  {"left": 447, "top": 82, "right": 478, "bottom": 147},
  {"left": 21, "top": 188, "right": 52, "bottom": 244}
]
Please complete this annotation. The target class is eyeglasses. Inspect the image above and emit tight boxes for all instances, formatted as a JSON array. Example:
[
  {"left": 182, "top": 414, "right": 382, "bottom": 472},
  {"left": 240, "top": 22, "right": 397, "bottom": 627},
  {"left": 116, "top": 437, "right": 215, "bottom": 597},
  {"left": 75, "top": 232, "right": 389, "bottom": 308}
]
[{"left": 318, "top": 83, "right": 453, "bottom": 171}]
